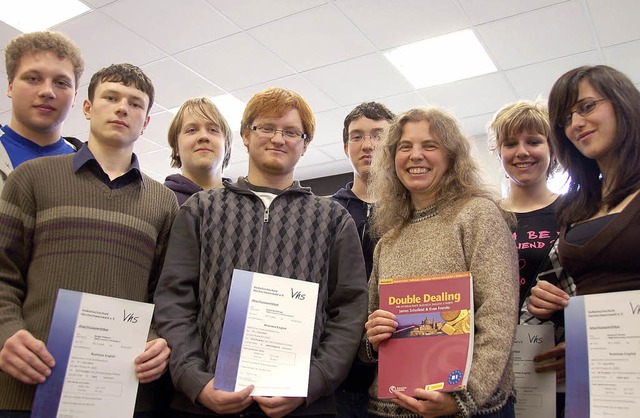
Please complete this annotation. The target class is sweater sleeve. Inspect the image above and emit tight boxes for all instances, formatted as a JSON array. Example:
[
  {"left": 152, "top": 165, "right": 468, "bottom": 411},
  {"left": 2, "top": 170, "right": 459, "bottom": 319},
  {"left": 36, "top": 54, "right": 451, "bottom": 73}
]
[
  {"left": 147, "top": 193, "right": 179, "bottom": 341},
  {"left": 306, "top": 213, "right": 368, "bottom": 405},
  {"left": 452, "top": 199, "right": 519, "bottom": 416},
  {"left": 153, "top": 202, "right": 213, "bottom": 403},
  {"left": 0, "top": 167, "right": 35, "bottom": 347},
  {"left": 358, "top": 238, "right": 382, "bottom": 363}
]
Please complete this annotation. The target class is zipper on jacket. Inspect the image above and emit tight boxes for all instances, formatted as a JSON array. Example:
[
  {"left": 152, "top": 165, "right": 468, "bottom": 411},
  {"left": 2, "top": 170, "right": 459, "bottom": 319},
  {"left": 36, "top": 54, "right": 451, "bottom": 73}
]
[
  {"left": 263, "top": 207, "right": 270, "bottom": 223},
  {"left": 361, "top": 202, "right": 372, "bottom": 243}
]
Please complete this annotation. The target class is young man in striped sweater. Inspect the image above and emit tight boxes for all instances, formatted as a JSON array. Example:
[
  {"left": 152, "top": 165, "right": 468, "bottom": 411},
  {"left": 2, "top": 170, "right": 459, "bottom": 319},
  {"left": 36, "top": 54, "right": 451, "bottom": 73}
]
[{"left": 0, "top": 63, "right": 178, "bottom": 418}]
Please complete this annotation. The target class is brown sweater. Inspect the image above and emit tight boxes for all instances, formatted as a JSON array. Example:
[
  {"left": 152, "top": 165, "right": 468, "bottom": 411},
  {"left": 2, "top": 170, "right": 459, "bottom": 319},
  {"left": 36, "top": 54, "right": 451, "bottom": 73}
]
[
  {"left": 0, "top": 154, "right": 178, "bottom": 411},
  {"left": 365, "top": 197, "right": 519, "bottom": 417}
]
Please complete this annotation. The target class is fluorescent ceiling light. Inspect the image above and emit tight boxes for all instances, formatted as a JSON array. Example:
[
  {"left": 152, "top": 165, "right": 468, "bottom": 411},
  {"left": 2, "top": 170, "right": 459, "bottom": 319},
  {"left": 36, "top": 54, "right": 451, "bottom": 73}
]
[
  {"left": 1, "top": 0, "right": 90, "bottom": 32},
  {"left": 168, "top": 94, "right": 246, "bottom": 133},
  {"left": 210, "top": 94, "right": 246, "bottom": 133},
  {"left": 384, "top": 29, "right": 497, "bottom": 89}
]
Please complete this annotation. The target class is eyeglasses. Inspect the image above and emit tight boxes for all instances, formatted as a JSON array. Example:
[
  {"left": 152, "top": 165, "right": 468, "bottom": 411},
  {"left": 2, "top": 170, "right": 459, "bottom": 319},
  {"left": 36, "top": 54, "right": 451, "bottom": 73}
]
[
  {"left": 559, "top": 98, "right": 608, "bottom": 128},
  {"left": 251, "top": 124, "right": 307, "bottom": 140},
  {"left": 348, "top": 132, "right": 382, "bottom": 143}
]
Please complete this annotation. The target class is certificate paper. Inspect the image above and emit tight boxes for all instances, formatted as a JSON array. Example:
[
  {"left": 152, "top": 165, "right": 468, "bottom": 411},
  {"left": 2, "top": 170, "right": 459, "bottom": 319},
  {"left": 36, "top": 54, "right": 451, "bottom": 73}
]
[
  {"left": 512, "top": 324, "right": 556, "bottom": 418},
  {"left": 565, "top": 290, "right": 640, "bottom": 418},
  {"left": 214, "top": 269, "right": 319, "bottom": 396},
  {"left": 32, "top": 289, "right": 154, "bottom": 418}
]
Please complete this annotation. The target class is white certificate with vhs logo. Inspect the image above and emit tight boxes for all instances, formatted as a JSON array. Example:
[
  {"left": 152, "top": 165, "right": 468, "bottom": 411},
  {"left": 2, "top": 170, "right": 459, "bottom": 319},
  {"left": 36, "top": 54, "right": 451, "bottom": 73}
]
[
  {"left": 214, "top": 269, "right": 319, "bottom": 396},
  {"left": 565, "top": 290, "right": 640, "bottom": 418},
  {"left": 32, "top": 289, "right": 154, "bottom": 418}
]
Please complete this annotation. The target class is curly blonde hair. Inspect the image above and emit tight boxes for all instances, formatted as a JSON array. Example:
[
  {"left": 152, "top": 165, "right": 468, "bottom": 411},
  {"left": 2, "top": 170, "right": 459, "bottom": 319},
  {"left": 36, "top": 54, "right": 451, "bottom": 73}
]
[
  {"left": 5, "top": 31, "right": 84, "bottom": 88},
  {"left": 370, "top": 107, "right": 499, "bottom": 237}
]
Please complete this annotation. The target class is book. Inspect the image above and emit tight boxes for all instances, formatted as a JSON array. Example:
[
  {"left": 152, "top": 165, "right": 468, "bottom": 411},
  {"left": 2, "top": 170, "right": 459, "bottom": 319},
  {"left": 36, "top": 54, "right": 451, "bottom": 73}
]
[{"left": 377, "top": 271, "right": 474, "bottom": 399}]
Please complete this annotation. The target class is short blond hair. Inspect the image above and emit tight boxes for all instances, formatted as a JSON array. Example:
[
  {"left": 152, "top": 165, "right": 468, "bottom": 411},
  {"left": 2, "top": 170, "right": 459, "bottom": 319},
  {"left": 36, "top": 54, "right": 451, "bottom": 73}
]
[
  {"left": 167, "top": 97, "right": 233, "bottom": 169},
  {"left": 487, "top": 99, "right": 559, "bottom": 176}
]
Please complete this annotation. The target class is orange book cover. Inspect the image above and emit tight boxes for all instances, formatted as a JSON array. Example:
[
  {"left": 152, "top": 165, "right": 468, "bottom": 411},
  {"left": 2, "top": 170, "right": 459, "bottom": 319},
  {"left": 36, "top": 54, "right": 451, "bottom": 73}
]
[{"left": 377, "top": 272, "right": 474, "bottom": 399}]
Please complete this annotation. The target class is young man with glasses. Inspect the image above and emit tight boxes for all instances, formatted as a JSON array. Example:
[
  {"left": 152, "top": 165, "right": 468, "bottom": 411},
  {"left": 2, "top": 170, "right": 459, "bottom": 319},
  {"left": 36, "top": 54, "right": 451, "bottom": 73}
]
[
  {"left": 154, "top": 87, "right": 368, "bottom": 418},
  {"left": 1, "top": 31, "right": 85, "bottom": 193},
  {"left": 331, "top": 102, "right": 395, "bottom": 418}
]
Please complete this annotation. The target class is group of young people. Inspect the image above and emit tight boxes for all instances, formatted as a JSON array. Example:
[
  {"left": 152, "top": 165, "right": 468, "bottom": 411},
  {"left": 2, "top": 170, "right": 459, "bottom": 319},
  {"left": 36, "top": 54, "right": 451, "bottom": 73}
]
[{"left": 0, "top": 29, "right": 638, "bottom": 418}]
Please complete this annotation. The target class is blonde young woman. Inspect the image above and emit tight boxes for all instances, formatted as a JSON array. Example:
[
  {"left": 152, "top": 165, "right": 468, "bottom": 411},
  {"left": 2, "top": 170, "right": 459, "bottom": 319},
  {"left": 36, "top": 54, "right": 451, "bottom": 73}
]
[
  {"left": 487, "top": 100, "right": 560, "bottom": 311},
  {"left": 363, "top": 107, "right": 518, "bottom": 418}
]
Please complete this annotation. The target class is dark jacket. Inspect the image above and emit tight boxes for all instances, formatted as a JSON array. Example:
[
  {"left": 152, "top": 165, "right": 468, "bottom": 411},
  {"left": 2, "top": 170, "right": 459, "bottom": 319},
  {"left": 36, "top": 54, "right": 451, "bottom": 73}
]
[
  {"left": 330, "top": 181, "right": 377, "bottom": 393},
  {"left": 164, "top": 174, "right": 203, "bottom": 205},
  {"left": 154, "top": 178, "right": 368, "bottom": 416},
  {"left": 331, "top": 182, "right": 375, "bottom": 278}
]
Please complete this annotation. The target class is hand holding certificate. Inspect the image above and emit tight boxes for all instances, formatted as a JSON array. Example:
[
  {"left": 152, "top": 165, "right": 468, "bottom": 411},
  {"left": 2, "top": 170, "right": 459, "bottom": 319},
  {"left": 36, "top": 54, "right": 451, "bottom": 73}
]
[
  {"left": 565, "top": 290, "right": 640, "bottom": 418},
  {"left": 214, "top": 269, "right": 319, "bottom": 397},
  {"left": 32, "top": 289, "right": 154, "bottom": 418},
  {"left": 512, "top": 324, "right": 556, "bottom": 418}
]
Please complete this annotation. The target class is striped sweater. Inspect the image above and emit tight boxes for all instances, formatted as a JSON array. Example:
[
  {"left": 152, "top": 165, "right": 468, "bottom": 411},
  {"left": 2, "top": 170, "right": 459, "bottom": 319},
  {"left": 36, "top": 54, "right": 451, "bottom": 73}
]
[{"left": 0, "top": 154, "right": 178, "bottom": 411}]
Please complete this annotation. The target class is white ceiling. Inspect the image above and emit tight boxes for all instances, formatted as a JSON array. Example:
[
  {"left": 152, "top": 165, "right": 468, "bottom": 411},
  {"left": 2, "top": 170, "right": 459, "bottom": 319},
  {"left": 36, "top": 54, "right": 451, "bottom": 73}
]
[{"left": 1, "top": 0, "right": 639, "bottom": 185}]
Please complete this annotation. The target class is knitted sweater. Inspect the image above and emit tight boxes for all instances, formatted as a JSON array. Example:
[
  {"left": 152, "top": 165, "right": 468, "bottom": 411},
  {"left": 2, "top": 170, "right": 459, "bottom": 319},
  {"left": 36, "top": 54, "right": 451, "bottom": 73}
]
[
  {"left": 154, "top": 178, "right": 368, "bottom": 416},
  {"left": 365, "top": 197, "right": 519, "bottom": 418},
  {"left": 0, "top": 154, "right": 179, "bottom": 411}
]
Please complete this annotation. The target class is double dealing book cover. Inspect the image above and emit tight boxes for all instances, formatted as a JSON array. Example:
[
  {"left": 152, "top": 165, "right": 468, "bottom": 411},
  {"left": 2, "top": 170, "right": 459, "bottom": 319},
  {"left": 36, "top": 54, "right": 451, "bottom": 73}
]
[{"left": 378, "top": 272, "right": 473, "bottom": 398}]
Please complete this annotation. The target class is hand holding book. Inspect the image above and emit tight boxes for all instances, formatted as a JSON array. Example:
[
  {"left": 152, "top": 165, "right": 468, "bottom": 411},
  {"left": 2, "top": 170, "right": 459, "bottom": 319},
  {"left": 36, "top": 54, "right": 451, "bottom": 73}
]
[{"left": 365, "top": 309, "right": 398, "bottom": 351}]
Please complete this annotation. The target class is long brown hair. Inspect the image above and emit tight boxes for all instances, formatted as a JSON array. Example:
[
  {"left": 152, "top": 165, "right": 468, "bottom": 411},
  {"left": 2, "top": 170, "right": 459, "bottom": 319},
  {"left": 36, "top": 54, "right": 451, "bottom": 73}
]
[
  {"left": 548, "top": 65, "right": 640, "bottom": 224},
  {"left": 369, "top": 107, "right": 498, "bottom": 237}
]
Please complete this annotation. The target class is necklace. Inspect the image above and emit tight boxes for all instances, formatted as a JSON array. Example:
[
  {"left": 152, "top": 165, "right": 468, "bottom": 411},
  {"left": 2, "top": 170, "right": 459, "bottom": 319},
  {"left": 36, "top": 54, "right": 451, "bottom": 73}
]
[{"left": 411, "top": 203, "right": 438, "bottom": 223}]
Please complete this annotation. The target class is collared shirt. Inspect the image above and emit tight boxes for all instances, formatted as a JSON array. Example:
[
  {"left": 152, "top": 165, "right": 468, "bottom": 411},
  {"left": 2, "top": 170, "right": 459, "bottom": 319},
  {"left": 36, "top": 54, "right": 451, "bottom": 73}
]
[{"left": 73, "top": 144, "right": 143, "bottom": 189}]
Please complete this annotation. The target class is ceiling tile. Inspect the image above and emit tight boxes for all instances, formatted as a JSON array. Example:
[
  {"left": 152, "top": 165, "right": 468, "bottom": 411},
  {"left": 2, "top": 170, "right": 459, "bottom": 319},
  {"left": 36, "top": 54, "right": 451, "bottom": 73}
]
[
  {"left": 317, "top": 141, "right": 348, "bottom": 161},
  {"left": 134, "top": 136, "right": 164, "bottom": 154},
  {"left": 137, "top": 148, "right": 173, "bottom": 177},
  {"left": 60, "top": 87, "right": 89, "bottom": 137},
  {"left": 175, "top": 33, "right": 294, "bottom": 91},
  {"left": 588, "top": 0, "right": 640, "bottom": 47},
  {"left": 0, "top": 111, "right": 11, "bottom": 125},
  {"left": 81, "top": 0, "right": 117, "bottom": 8},
  {"left": 232, "top": 75, "right": 340, "bottom": 113},
  {"left": 206, "top": 0, "right": 327, "bottom": 30},
  {"left": 230, "top": 140, "right": 248, "bottom": 163},
  {"left": 505, "top": 51, "right": 602, "bottom": 99},
  {"left": 419, "top": 73, "right": 517, "bottom": 119},
  {"left": 55, "top": 11, "right": 165, "bottom": 70},
  {"left": 335, "top": 0, "right": 468, "bottom": 50},
  {"left": 299, "top": 146, "right": 334, "bottom": 166},
  {"left": 603, "top": 41, "right": 640, "bottom": 84},
  {"left": 0, "top": 22, "right": 21, "bottom": 48},
  {"left": 249, "top": 5, "right": 374, "bottom": 72},
  {"left": 378, "top": 92, "right": 429, "bottom": 115},
  {"left": 313, "top": 107, "right": 349, "bottom": 148},
  {"left": 477, "top": 1, "right": 595, "bottom": 70},
  {"left": 458, "top": 0, "right": 565, "bottom": 25},
  {"left": 102, "top": 0, "right": 240, "bottom": 54},
  {"left": 304, "top": 53, "right": 414, "bottom": 107},
  {"left": 224, "top": 159, "right": 249, "bottom": 180},
  {"left": 142, "top": 110, "right": 175, "bottom": 147},
  {"left": 459, "top": 112, "right": 497, "bottom": 138},
  {"left": 142, "top": 59, "right": 225, "bottom": 109},
  {"left": 0, "top": 89, "right": 11, "bottom": 114}
]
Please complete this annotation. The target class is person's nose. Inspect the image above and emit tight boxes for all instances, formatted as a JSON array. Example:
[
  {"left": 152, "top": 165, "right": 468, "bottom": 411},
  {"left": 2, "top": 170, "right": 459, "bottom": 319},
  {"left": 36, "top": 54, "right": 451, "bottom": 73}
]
[{"left": 38, "top": 79, "right": 55, "bottom": 99}]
